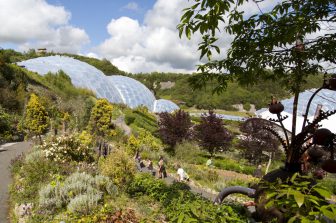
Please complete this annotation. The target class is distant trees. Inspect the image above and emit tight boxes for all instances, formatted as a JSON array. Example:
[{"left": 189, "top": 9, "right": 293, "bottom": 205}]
[
  {"left": 194, "top": 110, "right": 232, "bottom": 157},
  {"left": 158, "top": 109, "right": 234, "bottom": 156},
  {"left": 24, "top": 93, "right": 49, "bottom": 143},
  {"left": 158, "top": 110, "right": 192, "bottom": 150}
]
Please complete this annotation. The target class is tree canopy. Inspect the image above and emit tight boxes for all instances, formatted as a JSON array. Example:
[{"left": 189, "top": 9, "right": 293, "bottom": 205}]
[
  {"left": 158, "top": 110, "right": 192, "bottom": 149},
  {"left": 179, "top": 0, "right": 336, "bottom": 137},
  {"left": 194, "top": 110, "right": 232, "bottom": 156},
  {"left": 178, "top": 0, "right": 336, "bottom": 93}
]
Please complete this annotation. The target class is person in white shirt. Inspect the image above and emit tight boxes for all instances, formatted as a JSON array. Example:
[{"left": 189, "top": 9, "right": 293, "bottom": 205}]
[{"left": 177, "top": 165, "right": 187, "bottom": 182}]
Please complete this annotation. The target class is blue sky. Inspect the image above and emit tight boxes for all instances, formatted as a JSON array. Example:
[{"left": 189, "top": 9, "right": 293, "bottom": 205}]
[
  {"left": 46, "top": 0, "right": 155, "bottom": 47},
  {"left": 0, "top": 0, "right": 272, "bottom": 73}
]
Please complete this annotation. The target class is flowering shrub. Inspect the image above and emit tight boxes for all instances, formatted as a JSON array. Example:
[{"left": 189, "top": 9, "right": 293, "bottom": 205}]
[{"left": 38, "top": 134, "right": 95, "bottom": 163}]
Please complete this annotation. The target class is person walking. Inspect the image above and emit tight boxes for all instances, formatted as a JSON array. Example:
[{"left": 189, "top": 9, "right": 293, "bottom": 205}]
[
  {"left": 147, "top": 159, "right": 155, "bottom": 176},
  {"left": 158, "top": 156, "right": 167, "bottom": 178}
]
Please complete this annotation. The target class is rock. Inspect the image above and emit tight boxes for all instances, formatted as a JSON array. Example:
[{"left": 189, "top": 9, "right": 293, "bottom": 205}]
[
  {"left": 14, "top": 203, "right": 33, "bottom": 223},
  {"left": 159, "top": 81, "right": 175, "bottom": 89}
]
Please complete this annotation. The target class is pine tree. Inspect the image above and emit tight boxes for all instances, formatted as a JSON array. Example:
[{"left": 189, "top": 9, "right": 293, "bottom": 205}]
[{"left": 24, "top": 93, "right": 49, "bottom": 143}]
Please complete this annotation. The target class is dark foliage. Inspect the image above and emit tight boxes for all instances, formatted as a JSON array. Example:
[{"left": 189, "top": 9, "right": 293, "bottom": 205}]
[
  {"left": 239, "top": 118, "right": 282, "bottom": 165},
  {"left": 158, "top": 110, "right": 192, "bottom": 149},
  {"left": 194, "top": 110, "right": 232, "bottom": 156},
  {"left": 0, "top": 51, "right": 27, "bottom": 112}
]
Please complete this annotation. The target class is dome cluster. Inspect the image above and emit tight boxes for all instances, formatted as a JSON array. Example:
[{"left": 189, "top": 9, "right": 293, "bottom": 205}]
[{"left": 18, "top": 56, "right": 179, "bottom": 113}]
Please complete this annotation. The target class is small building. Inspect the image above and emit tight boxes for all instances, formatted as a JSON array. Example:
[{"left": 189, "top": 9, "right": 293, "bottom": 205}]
[{"left": 37, "top": 48, "right": 47, "bottom": 55}]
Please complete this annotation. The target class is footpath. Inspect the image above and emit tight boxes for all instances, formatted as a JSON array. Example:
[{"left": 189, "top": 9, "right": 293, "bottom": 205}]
[{"left": 0, "top": 142, "right": 32, "bottom": 223}]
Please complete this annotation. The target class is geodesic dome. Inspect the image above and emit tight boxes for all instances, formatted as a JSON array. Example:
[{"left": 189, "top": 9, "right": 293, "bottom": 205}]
[
  {"left": 153, "top": 99, "right": 180, "bottom": 113},
  {"left": 18, "top": 55, "right": 179, "bottom": 113},
  {"left": 256, "top": 89, "right": 336, "bottom": 133}
]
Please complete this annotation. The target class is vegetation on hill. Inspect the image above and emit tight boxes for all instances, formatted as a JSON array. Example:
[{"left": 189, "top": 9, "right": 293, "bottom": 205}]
[
  {"left": 61, "top": 53, "right": 127, "bottom": 76},
  {"left": 130, "top": 72, "right": 324, "bottom": 110}
]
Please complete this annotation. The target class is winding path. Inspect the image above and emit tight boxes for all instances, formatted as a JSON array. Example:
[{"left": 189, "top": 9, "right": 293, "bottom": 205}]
[{"left": 0, "top": 142, "right": 32, "bottom": 223}]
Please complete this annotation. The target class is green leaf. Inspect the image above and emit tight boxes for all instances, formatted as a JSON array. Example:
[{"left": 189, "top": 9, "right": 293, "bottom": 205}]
[
  {"left": 293, "top": 191, "right": 304, "bottom": 207},
  {"left": 288, "top": 215, "right": 297, "bottom": 223},
  {"left": 290, "top": 172, "right": 298, "bottom": 183},
  {"left": 186, "top": 28, "right": 191, "bottom": 40},
  {"left": 177, "top": 213, "right": 185, "bottom": 223},
  {"left": 190, "top": 206, "right": 199, "bottom": 218},
  {"left": 319, "top": 205, "right": 336, "bottom": 219},
  {"left": 313, "top": 188, "right": 332, "bottom": 199}
]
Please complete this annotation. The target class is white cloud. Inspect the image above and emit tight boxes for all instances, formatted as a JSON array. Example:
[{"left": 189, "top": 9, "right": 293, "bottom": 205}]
[
  {"left": 123, "top": 2, "right": 139, "bottom": 11},
  {"left": 0, "top": 0, "right": 89, "bottom": 53},
  {"left": 96, "top": 0, "right": 200, "bottom": 73},
  {"left": 95, "top": 0, "right": 289, "bottom": 73},
  {"left": 85, "top": 52, "right": 100, "bottom": 59}
]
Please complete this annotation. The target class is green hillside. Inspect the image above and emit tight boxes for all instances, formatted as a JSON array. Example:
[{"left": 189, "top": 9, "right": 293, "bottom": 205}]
[{"left": 130, "top": 72, "right": 324, "bottom": 110}]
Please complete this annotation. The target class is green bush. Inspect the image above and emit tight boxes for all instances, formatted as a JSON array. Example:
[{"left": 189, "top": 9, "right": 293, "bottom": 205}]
[
  {"left": 128, "top": 173, "right": 247, "bottom": 222},
  {"left": 319, "top": 176, "right": 336, "bottom": 195},
  {"left": 67, "top": 193, "right": 101, "bottom": 215},
  {"left": 99, "top": 149, "right": 136, "bottom": 188},
  {"left": 206, "top": 169, "right": 219, "bottom": 182},
  {"left": 124, "top": 108, "right": 158, "bottom": 135},
  {"left": 124, "top": 114, "right": 136, "bottom": 125},
  {"left": 174, "top": 141, "right": 200, "bottom": 163},
  {"left": 10, "top": 154, "right": 60, "bottom": 203},
  {"left": 262, "top": 173, "right": 336, "bottom": 222},
  {"left": 38, "top": 172, "right": 116, "bottom": 215},
  {"left": 243, "top": 103, "right": 251, "bottom": 111},
  {"left": 213, "top": 158, "right": 255, "bottom": 175}
]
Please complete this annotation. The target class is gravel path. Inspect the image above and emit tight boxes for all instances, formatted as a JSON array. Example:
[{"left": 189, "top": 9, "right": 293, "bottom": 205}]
[{"left": 0, "top": 142, "right": 32, "bottom": 223}]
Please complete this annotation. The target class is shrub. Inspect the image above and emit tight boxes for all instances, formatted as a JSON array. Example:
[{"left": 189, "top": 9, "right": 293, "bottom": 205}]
[
  {"left": 243, "top": 103, "right": 251, "bottom": 111},
  {"left": 124, "top": 114, "right": 136, "bottom": 125},
  {"left": 206, "top": 169, "right": 219, "bottom": 182},
  {"left": 320, "top": 176, "right": 336, "bottom": 195},
  {"left": 24, "top": 149, "right": 44, "bottom": 164},
  {"left": 67, "top": 193, "right": 101, "bottom": 215},
  {"left": 127, "top": 173, "right": 247, "bottom": 222},
  {"left": 99, "top": 149, "right": 136, "bottom": 188},
  {"left": 78, "top": 130, "right": 93, "bottom": 147},
  {"left": 174, "top": 141, "right": 200, "bottom": 163},
  {"left": 126, "top": 128, "right": 163, "bottom": 155},
  {"left": 11, "top": 155, "right": 60, "bottom": 203},
  {"left": 38, "top": 172, "right": 116, "bottom": 215},
  {"left": 38, "top": 134, "right": 95, "bottom": 163},
  {"left": 261, "top": 173, "right": 336, "bottom": 222}
]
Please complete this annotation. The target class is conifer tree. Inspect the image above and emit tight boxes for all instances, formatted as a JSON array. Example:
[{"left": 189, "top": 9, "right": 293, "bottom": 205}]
[
  {"left": 88, "top": 99, "right": 114, "bottom": 139},
  {"left": 24, "top": 93, "right": 49, "bottom": 143}
]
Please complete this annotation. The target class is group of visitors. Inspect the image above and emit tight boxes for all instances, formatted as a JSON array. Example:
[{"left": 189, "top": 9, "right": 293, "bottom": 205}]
[
  {"left": 134, "top": 153, "right": 190, "bottom": 182},
  {"left": 134, "top": 153, "right": 167, "bottom": 178}
]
